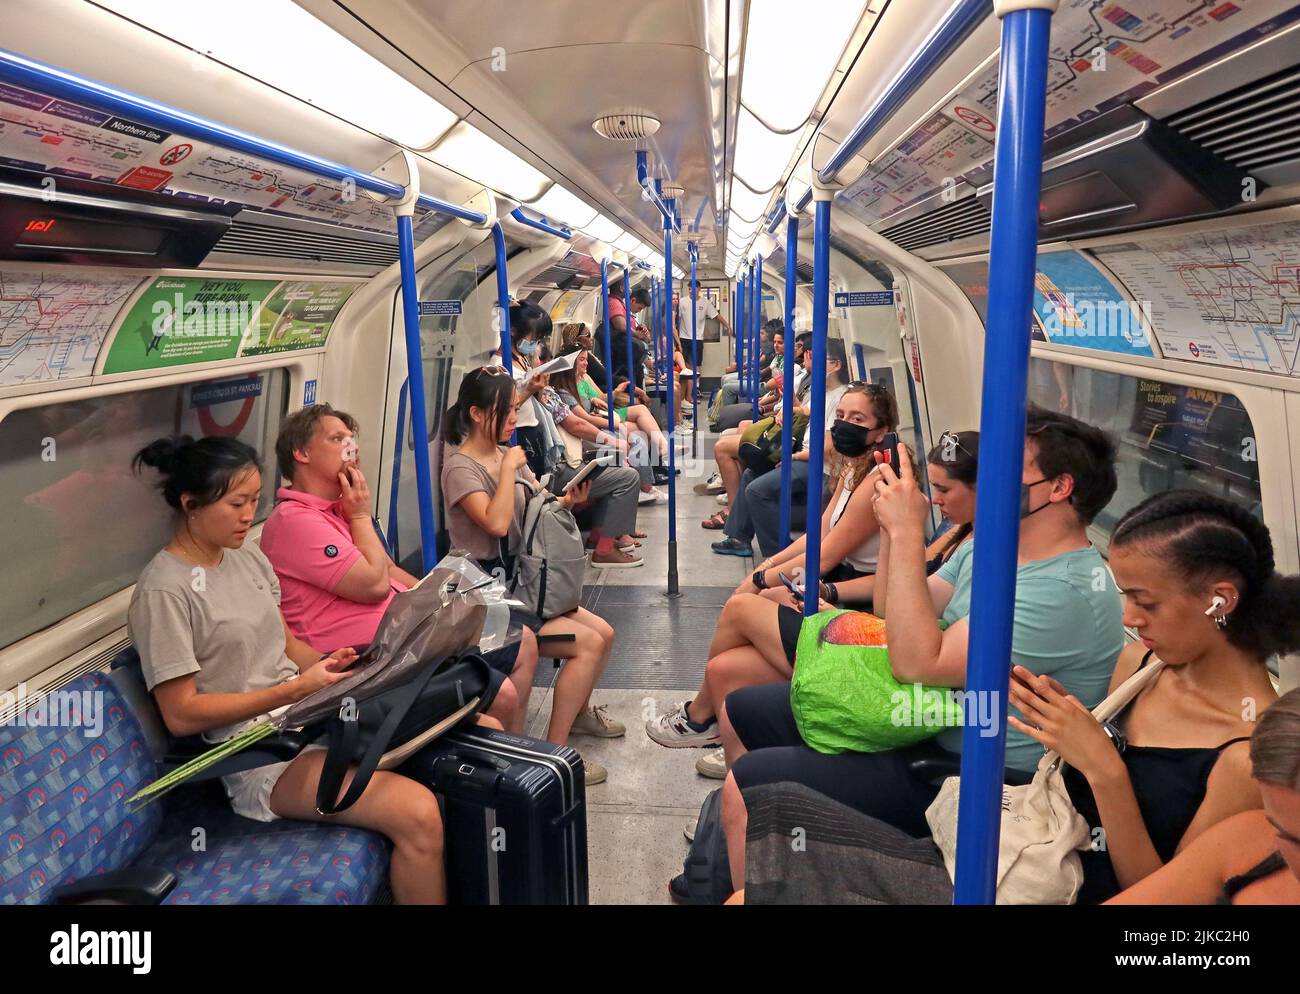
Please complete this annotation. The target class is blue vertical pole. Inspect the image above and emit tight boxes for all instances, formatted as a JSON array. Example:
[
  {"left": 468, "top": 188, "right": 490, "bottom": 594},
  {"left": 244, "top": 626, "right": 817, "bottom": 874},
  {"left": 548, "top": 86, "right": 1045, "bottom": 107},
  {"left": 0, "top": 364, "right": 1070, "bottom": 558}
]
[
  {"left": 624, "top": 270, "right": 635, "bottom": 391},
  {"left": 953, "top": 2, "right": 1056, "bottom": 906},
  {"left": 601, "top": 260, "right": 616, "bottom": 431},
  {"left": 664, "top": 203, "right": 680, "bottom": 597},
  {"left": 854, "top": 342, "right": 868, "bottom": 381},
  {"left": 803, "top": 197, "right": 831, "bottom": 617},
  {"left": 751, "top": 257, "right": 763, "bottom": 420},
  {"left": 490, "top": 222, "right": 512, "bottom": 372},
  {"left": 651, "top": 278, "right": 660, "bottom": 384},
  {"left": 736, "top": 273, "right": 746, "bottom": 398},
  {"left": 779, "top": 215, "right": 799, "bottom": 551},
  {"left": 396, "top": 213, "right": 438, "bottom": 575},
  {"left": 690, "top": 243, "right": 699, "bottom": 449}
]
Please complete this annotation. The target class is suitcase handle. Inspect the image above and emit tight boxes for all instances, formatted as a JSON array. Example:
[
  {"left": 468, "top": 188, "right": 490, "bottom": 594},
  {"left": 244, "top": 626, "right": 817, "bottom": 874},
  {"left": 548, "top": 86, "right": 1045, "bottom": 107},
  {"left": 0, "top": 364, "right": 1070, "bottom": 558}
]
[{"left": 549, "top": 797, "right": 583, "bottom": 832}]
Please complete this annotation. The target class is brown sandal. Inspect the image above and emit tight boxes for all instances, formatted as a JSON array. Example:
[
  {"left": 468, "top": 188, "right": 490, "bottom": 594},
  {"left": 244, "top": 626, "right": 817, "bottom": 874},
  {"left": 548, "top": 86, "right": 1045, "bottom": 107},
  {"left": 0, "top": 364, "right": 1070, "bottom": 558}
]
[{"left": 702, "top": 511, "right": 728, "bottom": 530}]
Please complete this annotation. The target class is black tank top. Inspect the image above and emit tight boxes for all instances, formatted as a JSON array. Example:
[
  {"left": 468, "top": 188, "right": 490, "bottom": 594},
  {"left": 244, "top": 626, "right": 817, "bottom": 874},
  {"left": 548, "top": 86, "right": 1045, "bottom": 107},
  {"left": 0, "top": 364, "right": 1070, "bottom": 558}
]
[
  {"left": 1065, "top": 650, "right": 1251, "bottom": 904},
  {"left": 1216, "top": 852, "right": 1286, "bottom": 904}
]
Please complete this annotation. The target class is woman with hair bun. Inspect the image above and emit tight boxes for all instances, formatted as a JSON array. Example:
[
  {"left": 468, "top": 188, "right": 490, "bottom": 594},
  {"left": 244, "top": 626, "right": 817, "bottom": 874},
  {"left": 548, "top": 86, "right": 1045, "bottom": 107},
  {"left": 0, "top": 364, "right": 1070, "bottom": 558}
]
[{"left": 129, "top": 434, "right": 474, "bottom": 904}]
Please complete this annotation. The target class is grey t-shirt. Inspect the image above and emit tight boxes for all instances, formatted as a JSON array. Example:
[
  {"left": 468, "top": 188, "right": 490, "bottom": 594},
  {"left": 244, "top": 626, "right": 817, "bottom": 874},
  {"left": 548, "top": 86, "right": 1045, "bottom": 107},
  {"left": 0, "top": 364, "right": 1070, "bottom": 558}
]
[
  {"left": 127, "top": 544, "right": 299, "bottom": 742},
  {"left": 440, "top": 447, "right": 537, "bottom": 563}
]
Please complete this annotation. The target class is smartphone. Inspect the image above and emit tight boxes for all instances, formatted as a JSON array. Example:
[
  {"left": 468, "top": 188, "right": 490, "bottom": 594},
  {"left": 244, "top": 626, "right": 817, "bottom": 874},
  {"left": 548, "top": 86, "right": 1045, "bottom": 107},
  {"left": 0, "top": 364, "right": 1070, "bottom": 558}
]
[
  {"left": 879, "top": 431, "right": 900, "bottom": 472},
  {"left": 777, "top": 571, "right": 803, "bottom": 601}
]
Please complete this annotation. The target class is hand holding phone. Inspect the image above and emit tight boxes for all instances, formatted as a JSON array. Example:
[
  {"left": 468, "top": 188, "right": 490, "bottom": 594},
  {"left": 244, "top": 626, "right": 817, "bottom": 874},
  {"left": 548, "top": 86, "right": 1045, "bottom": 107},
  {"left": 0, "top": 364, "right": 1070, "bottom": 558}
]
[
  {"left": 778, "top": 572, "right": 803, "bottom": 602},
  {"left": 877, "top": 432, "right": 900, "bottom": 473}
]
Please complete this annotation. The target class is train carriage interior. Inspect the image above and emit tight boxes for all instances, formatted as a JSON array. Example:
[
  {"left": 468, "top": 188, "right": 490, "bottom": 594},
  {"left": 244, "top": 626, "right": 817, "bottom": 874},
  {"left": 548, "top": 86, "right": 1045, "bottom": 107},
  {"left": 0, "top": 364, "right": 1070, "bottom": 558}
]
[{"left": 3, "top": 0, "right": 1300, "bottom": 914}]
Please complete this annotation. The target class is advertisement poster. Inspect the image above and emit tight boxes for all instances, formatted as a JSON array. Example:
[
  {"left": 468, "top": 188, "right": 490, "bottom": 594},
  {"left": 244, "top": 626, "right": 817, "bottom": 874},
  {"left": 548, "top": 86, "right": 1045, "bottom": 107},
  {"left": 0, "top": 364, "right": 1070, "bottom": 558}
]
[{"left": 241, "top": 281, "right": 359, "bottom": 356}]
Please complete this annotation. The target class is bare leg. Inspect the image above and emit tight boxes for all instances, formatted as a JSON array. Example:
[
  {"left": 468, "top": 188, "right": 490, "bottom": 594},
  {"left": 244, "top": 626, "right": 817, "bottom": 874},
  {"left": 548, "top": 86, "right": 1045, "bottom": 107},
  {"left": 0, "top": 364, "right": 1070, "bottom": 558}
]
[
  {"left": 541, "top": 607, "right": 613, "bottom": 744},
  {"left": 705, "top": 592, "right": 790, "bottom": 665},
  {"left": 721, "top": 771, "right": 748, "bottom": 896},
  {"left": 688, "top": 644, "right": 791, "bottom": 725},
  {"left": 506, "top": 627, "right": 539, "bottom": 735},
  {"left": 271, "top": 755, "right": 445, "bottom": 904}
]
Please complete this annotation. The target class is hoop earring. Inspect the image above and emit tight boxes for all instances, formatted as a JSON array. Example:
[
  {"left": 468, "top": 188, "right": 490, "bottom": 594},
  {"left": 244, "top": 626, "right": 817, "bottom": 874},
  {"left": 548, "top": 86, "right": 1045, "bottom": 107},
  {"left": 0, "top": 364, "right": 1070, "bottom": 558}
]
[{"left": 1214, "top": 614, "right": 1229, "bottom": 631}]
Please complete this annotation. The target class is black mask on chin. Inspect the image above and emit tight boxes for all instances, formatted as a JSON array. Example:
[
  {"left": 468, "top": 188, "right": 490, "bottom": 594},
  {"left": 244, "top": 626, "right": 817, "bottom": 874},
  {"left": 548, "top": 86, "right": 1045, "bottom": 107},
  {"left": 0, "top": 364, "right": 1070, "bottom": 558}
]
[{"left": 831, "top": 420, "right": 873, "bottom": 457}]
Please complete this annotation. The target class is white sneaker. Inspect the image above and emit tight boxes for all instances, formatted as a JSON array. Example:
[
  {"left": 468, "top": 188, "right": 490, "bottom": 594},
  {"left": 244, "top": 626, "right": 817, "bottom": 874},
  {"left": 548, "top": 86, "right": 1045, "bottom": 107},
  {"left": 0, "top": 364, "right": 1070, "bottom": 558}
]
[
  {"left": 696, "top": 747, "right": 727, "bottom": 780},
  {"left": 645, "top": 701, "right": 720, "bottom": 748},
  {"left": 716, "top": 493, "right": 728, "bottom": 506},
  {"left": 638, "top": 489, "right": 659, "bottom": 505},
  {"left": 684, "top": 819, "right": 697, "bottom": 843}
]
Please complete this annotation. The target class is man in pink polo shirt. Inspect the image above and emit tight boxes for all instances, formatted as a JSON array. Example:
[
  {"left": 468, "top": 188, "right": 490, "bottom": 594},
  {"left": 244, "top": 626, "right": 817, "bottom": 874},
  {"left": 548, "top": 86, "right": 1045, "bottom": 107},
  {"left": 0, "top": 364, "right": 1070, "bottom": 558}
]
[{"left": 260, "top": 403, "right": 537, "bottom": 732}]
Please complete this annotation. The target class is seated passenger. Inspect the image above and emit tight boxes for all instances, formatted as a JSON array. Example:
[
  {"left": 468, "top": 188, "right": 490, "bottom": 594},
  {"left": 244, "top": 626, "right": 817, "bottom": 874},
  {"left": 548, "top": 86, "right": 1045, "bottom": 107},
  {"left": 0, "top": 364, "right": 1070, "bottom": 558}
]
[
  {"left": 730, "top": 385, "right": 902, "bottom": 607},
  {"left": 561, "top": 342, "right": 670, "bottom": 470},
  {"left": 742, "top": 490, "right": 1297, "bottom": 904},
  {"left": 259, "top": 403, "right": 538, "bottom": 733},
  {"left": 1109, "top": 688, "right": 1300, "bottom": 905},
  {"left": 493, "top": 301, "right": 552, "bottom": 478},
  {"left": 128, "top": 435, "right": 480, "bottom": 904},
  {"left": 648, "top": 431, "right": 977, "bottom": 781},
  {"left": 716, "top": 407, "right": 1125, "bottom": 894},
  {"left": 712, "top": 344, "right": 864, "bottom": 560},
  {"left": 440, "top": 366, "right": 626, "bottom": 784}
]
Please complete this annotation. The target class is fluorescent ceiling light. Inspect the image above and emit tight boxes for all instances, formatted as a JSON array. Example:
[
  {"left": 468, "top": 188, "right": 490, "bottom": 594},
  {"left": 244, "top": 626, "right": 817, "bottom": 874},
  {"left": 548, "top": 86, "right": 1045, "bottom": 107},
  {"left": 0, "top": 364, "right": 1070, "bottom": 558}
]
[
  {"left": 579, "top": 214, "right": 625, "bottom": 243},
  {"left": 613, "top": 232, "right": 642, "bottom": 252},
  {"left": 101, "top": 0, "right": 457, "bottom": 149},
  {"left": 729, "top": 182, "right": 774, "bottom": 223},
  {"left": 430, "top": 122, "right": 550, "bottom": 201},
  {"left": 527, "top": 185, "right": 598, "bottom": 228},
  {"left": 741, "top": 1, "right": 865, "bottom": 131},
  {"left": 734, "top": 107, "right": 804, "bottom": 192}
]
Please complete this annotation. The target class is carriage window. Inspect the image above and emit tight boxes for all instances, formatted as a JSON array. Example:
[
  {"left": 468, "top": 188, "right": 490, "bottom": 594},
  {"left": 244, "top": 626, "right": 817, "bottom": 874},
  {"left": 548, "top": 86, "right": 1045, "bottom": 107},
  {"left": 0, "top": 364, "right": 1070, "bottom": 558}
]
[
  {"left": 0, "top": 370, "right": 289, "bottom": 651},
  {"left": 1028, "top": 359, "right": 1261, "bottom": 552}
]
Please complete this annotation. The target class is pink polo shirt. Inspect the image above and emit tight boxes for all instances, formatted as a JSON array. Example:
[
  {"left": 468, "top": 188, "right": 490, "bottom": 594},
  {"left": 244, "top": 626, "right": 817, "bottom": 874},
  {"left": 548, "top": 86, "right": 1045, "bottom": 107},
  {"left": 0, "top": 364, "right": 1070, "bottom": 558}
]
[{"left": 259, "top": 487, "right": 406, "bottom": 653}]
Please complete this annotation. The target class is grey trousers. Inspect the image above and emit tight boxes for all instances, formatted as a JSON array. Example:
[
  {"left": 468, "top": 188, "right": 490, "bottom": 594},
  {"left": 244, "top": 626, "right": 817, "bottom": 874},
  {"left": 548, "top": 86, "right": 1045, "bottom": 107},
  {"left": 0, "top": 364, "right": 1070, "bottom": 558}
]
[
  {"left": 548, "top": 460, "right": 640, "bottom": 538},
  {"left": 744, "top": 781, "right": 953, "bottom": 905}
]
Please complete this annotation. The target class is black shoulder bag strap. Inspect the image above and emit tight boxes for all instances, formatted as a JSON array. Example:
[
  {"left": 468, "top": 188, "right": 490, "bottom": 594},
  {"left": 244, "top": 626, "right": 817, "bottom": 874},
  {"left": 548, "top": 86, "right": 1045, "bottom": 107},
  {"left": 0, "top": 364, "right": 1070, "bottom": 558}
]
[{"left": 314, "top": 660, "right": 445, "bottom": 816}]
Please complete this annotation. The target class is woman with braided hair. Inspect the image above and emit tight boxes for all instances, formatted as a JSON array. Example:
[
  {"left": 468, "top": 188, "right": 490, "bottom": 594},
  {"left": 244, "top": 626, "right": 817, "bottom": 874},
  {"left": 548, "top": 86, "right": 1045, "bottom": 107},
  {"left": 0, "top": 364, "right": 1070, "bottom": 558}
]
[
  {"left": 1007, "top": 488, "right": 1297, "bottom": 902},
  {"left": 742, "top": 489, "right": 1299, "bottom": 904}
]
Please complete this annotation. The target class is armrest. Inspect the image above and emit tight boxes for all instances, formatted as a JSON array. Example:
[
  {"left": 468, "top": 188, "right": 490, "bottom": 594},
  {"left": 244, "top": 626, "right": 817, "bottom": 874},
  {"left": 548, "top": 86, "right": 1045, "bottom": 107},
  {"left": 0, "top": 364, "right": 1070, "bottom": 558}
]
[
  {"left": 54, "top": 866, "right": 176, "bottom": 905},
  {"left": 163, "top": 728, "right": 315, "bottom": 781},
  {"left": 908, "top": 755, "right": 963, "bottom": 786}
]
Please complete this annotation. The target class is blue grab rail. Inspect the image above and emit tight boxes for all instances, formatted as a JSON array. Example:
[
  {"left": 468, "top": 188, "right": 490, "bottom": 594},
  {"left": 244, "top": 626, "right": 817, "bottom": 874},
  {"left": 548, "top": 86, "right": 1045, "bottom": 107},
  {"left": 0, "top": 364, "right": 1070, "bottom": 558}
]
[
  {"left": 396, "top": 214, "right": 438, "bottom": 575},
  {"left": 953, "top": 3, "right": 1056, "bottom": 906},
  {"left": 386, "top": 378, "right": 409, "bottom": 559},
  {"left": 803, "top": 198, "right": 831, "bottom": 616},
  {"left": 779, "top": 214, "right": 799, "bottom": 550},
  {"left": 600, "top": 260, "right": 617, "bottom": 431},
  {"left": 510, "top": 207, "right": 572, "bottom": 239},
  {"left": 0, "top": 47, "right": 486, "bottom": 223},
  {"left": 664, "top": 200, "right": 680, "bottom": 596}
]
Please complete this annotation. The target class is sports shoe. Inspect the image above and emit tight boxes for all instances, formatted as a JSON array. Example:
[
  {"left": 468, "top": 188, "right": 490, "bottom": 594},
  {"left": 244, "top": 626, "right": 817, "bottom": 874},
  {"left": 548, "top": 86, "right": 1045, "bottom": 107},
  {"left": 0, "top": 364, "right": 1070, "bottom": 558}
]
[
  {"left": 683, "top": 819, "right": 697, "bottom": 843},
  {"left": 694, "top": 473, "right": 724, "bottom": 496},
  {"left": 695, "top": 747, "right": 727, "bottom": 779},
  {"left": 715, "top": 493, "right": 729, "bottom": 505},
  {"left": 638, "top": 488, "right": 660, "bottom": 505},
  {"left": 668, "top": 873, "right": 691, "bottom": 903},
  {"left": 590, "top": 548, "right": 643, "bottom": 569},
  {"left": 711, "top": 537, "right": 753, "bottom": 557},
  {"left": 570, "top": 704, "right": 626, "bottom": 738},
  {"left": 645, "top": 701, "right": 720, "bottom": 748},
  {"left": 584, "top": 760, "right": 608, "bottom": 786}
]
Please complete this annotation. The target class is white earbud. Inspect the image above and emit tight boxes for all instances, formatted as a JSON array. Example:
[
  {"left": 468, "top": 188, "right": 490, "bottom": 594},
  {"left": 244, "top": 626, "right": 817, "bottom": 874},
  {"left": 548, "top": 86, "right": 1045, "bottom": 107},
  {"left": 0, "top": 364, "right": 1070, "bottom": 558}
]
[{"left": 1204, "top": 595, "right": 1227, "bottom": 616}]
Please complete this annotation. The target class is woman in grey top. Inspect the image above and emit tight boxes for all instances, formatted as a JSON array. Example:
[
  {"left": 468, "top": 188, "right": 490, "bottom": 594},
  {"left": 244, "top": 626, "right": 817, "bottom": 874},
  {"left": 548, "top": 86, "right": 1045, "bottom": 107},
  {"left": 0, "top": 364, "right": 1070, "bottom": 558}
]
[
  {"left": 129, "top": 434, "right": 475, "bottom": 904},
  {"left": 440, "top": 365, "right": 626, "bottom": 786}
]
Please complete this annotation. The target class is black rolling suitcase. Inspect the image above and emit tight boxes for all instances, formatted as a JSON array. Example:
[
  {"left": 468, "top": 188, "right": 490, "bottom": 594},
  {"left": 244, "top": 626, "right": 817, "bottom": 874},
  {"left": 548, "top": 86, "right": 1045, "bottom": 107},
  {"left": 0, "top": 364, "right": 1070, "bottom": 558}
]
[{"left": 401, "top": 725, "right": 588, "bottom": 905}]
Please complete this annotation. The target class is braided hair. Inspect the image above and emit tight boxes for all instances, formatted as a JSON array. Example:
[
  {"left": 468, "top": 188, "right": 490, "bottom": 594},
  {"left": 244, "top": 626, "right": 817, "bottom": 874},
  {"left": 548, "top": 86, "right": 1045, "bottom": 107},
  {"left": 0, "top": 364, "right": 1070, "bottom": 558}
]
[{"left": 1111, "top": 489, "right": 1300, "bottom": 660}]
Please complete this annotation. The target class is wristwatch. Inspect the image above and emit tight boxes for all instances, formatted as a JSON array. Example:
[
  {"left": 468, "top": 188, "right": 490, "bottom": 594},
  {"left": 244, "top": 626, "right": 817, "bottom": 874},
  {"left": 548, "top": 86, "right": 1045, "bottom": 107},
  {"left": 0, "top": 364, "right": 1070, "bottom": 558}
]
[{"left": 752, "top": 569, "right": 769, "bottom": 590}]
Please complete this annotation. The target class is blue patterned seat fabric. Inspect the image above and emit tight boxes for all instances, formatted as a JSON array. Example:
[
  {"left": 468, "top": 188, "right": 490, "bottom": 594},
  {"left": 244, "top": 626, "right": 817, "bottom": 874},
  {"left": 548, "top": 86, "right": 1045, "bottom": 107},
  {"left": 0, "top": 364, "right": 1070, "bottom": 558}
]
[{"left": 1, "top": 671, "right": 389, "bottom": 905}]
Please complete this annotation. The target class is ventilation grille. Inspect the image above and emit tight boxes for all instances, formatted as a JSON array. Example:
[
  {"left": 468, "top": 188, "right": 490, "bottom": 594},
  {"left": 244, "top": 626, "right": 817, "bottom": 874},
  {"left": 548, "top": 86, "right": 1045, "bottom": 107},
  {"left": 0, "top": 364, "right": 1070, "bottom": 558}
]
[
  {"left": 592, "top": 112, "right": 661, "bottom": 141},
  {"left": 0, "top": 638, "right": 130, "bottom": 724},
  {"left": 1166, "top": 64, "right": 1300, "bottom": 173},
  {"left": 531, "top": 249, "right": 600, "bottom": 289},
  {"left": 878, "top": 196, "right": 991, "bottom": 252},
  {"left": 210, "top": 210, "right": 453, "bottom": 269}
]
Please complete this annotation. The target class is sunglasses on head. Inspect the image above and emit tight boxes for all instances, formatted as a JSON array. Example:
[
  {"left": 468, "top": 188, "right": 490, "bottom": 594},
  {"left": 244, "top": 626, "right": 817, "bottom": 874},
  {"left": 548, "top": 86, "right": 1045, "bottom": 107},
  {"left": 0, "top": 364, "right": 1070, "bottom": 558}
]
[{"left": 937, "top": 430, "right": 975, "bottom": 458}]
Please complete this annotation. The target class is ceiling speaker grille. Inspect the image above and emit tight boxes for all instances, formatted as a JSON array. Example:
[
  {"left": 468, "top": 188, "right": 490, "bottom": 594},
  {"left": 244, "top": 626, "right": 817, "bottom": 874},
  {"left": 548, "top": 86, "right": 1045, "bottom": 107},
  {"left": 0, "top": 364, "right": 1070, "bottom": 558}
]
[
  {"left": 878, "top": 196, "right": 992, "bottom": 252},
  {"left": 592, "top": 112, "right": 661, "bottom": 141},
  {"left": 1166, "top": 63, "right": 1300, "bottom": 173}
]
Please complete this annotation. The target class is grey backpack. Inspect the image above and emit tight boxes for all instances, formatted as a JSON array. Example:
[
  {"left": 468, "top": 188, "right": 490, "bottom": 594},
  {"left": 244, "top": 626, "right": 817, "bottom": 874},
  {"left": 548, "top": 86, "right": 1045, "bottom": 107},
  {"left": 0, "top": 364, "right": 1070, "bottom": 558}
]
[{"left": 506, "top": 483, "right": 587, "bottom": 620}]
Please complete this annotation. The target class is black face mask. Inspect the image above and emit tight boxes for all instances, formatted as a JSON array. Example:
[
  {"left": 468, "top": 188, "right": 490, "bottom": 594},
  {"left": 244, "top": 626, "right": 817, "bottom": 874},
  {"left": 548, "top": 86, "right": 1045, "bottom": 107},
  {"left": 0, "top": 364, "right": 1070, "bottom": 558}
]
[
  {"left": 1020, "top": 478, "right": 1053, "bottom": 519},
  {"left": 831, "top": 420, "right": 873, "bottom": 457}
]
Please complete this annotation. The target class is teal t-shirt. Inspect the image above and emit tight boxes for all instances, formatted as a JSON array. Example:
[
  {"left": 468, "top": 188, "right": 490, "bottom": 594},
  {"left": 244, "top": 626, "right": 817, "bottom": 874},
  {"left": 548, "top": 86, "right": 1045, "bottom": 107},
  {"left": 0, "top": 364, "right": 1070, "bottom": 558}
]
[{"left": 933, "top": 539, "right": 1123, "bottom": 771}]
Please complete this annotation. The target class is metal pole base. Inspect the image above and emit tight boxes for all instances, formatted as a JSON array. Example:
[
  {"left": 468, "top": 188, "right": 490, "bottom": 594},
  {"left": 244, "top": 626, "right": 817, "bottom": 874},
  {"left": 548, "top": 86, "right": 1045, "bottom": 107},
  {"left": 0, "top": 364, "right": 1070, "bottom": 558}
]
[{"left": 666, "top": 541, "right": 682, "bottom": 598}]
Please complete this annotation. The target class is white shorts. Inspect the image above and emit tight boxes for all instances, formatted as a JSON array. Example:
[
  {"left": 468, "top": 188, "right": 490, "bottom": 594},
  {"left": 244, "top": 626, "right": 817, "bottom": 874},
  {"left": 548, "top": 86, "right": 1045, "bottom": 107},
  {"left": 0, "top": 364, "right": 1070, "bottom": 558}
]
[{"left": 220, "top": 745, "right": 325, "bottom": 822}]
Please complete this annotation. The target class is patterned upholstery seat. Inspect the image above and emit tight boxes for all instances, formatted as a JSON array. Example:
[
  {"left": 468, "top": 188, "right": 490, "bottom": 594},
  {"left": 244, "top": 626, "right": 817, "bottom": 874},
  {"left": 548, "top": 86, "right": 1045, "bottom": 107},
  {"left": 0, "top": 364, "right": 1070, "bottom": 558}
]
[{"left": 0, "top": 671, "right": 389, "bottom": 905}]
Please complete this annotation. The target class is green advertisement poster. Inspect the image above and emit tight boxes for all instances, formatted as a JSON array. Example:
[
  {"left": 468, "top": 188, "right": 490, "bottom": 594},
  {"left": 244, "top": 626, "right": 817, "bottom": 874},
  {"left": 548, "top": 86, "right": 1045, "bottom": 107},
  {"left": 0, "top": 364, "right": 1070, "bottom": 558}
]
[
  {"left": 240, "top": 281, "right": 359, "bottom": 356},
  {"left": 102, "top": 277, "right": 279, "bottom": 373}
]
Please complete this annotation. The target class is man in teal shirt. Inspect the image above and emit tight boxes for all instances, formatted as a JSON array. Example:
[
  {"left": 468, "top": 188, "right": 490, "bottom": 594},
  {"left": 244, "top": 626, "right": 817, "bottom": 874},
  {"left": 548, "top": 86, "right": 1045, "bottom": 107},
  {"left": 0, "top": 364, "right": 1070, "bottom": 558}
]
[{"left": 716, "top": 407, "right": 1124, "bottom": 882}]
